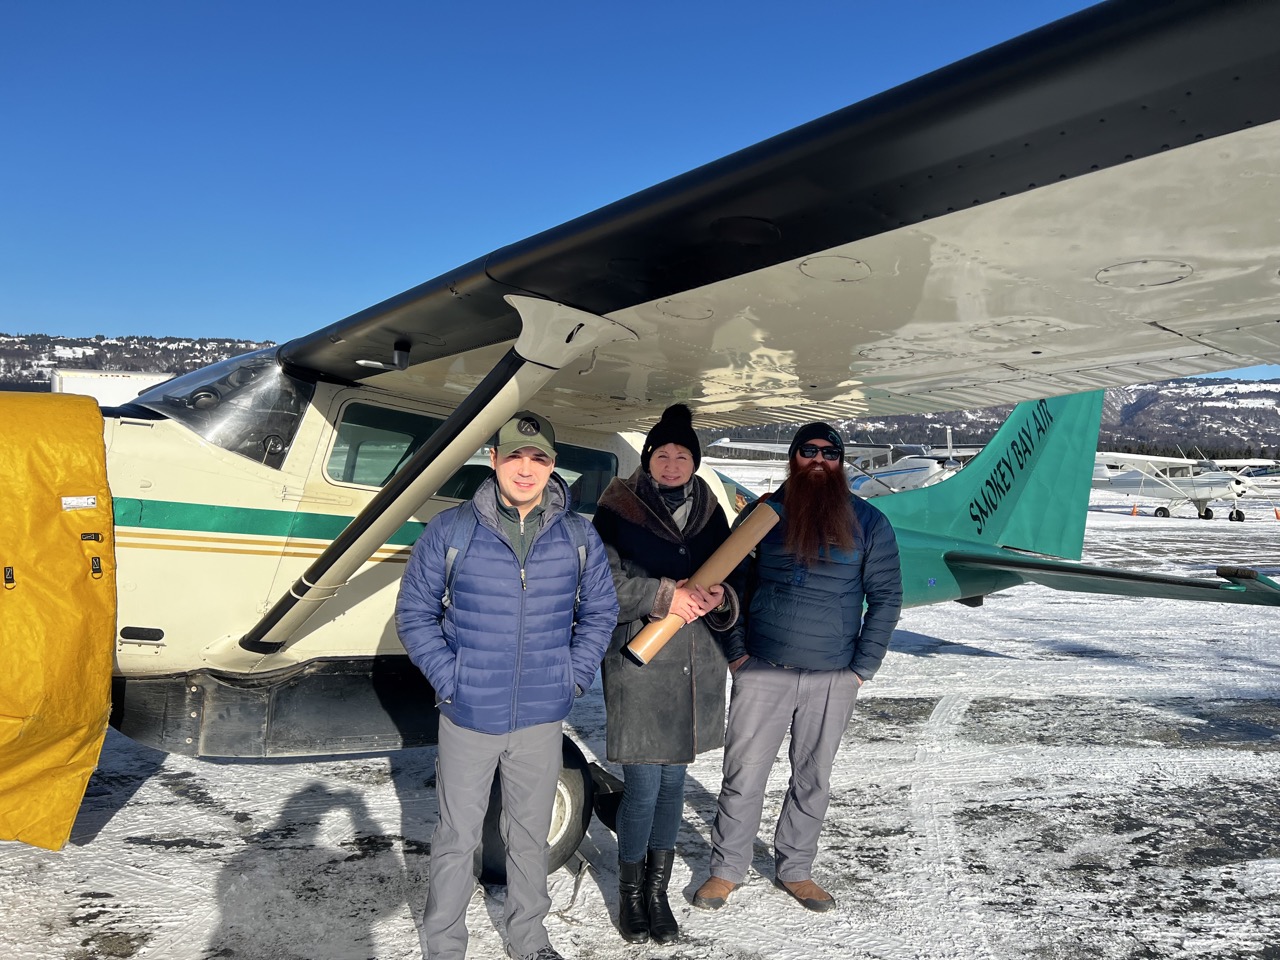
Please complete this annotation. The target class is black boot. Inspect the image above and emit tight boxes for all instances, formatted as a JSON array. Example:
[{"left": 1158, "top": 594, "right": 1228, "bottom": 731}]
[
  {"left": 644, "top": 849, "right": 679, "bottom": 944},
  {"left": 617, "top": 859, "right": 650, "bottom": 943}
]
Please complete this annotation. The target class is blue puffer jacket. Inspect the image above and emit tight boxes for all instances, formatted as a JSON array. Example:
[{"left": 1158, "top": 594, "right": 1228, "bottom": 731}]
[
  {"left": 726, "top": 486, "right": 902, "bottom": 680},
  {"left": 395, "top": 473, "right": 618, "bottom": 734}
]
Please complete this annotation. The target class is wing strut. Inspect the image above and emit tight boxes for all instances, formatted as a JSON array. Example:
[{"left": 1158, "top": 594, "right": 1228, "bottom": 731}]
[{"left": 236, "top": 296, "right": 636, "bottom": 656}]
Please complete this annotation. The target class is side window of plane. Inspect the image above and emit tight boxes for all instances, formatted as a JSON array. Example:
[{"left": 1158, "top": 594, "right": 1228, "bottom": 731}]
[
  {"left": 325, "top": 402, "right": 618, "bottom": 512},
  {"left": 326, "top": 402, "right": 441, "bottom": 487},
  {"left": 555, "top": 445, "right": 618, "bottom": 515}
]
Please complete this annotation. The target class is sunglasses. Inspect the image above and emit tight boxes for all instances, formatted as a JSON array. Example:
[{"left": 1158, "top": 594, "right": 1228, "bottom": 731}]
[{"left": 797, "top": 444, "right": 842, "bottom": 462}]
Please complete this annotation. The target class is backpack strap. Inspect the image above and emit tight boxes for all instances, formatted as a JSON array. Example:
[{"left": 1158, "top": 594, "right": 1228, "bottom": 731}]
[
  {"left": 443, "top": 505, "right": 589, "bottom": 613},
  {"left": 562, "top": 511, "right": 590, "bottom": 617},
  {"left": 441, "top": 505, "right": 478, "bottom": 610}
]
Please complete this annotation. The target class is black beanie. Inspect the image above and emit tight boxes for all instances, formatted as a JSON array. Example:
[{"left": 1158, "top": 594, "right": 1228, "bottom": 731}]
[
  {"left": 788, "top": 422, "right": 844, "bottom": 461},
  {"left": 642, "top": 403, "right": 702, "bottom": 470}
]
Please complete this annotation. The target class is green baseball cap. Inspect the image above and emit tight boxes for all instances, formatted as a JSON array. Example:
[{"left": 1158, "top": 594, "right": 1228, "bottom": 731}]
[{"left": 494, "top": 410, "right": 557, "bottom": 459}]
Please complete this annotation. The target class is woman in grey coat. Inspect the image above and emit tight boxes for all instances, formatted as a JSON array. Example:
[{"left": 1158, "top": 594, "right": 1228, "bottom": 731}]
[{"left": 592, "top": 404, "right": 738, "bottom": 944}]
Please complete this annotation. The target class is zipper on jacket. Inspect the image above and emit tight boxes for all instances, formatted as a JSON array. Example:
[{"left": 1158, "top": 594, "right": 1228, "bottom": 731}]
[
  {"left": 504, "top": 506, "right": 564, "bottom": 731},
  {"left": 509, "top": 510, "right": 567, "bottom": 728}
]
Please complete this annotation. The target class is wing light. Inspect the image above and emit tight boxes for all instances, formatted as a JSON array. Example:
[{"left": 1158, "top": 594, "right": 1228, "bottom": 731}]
[{"left": 354, "top": 340, "right": 411, "bottom": 371}]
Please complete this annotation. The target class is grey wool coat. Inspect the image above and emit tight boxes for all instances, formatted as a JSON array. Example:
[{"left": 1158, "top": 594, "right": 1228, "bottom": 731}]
[{"left": 592, "top": 468, "right": 738, "bottom": 764}]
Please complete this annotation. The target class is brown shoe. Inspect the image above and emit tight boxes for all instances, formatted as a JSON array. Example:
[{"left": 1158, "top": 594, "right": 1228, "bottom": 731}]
[
  {"left": 774, "top": 877, "right": 836, "bottom": 912},
  {"left": 692, "top": 876, "right": 739, "bottom": 910}
]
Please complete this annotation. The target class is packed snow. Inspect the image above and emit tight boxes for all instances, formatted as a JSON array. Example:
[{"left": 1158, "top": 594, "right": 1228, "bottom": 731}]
[{"left": 2, "top": 473, "right": 1278, "bottom": 960}]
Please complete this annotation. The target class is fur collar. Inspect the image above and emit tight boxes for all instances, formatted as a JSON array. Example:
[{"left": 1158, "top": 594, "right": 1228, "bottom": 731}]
[{"left": 597, "top": 467, "right": 719, "bottom": 544}]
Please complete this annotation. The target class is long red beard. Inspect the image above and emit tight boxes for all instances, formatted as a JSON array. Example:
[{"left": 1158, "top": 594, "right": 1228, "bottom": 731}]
[{"left": 782, "top": 459, "right": 857, "bottom": 563}]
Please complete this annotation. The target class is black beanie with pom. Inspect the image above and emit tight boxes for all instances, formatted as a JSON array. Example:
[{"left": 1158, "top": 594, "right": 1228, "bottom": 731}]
[{"left": 641, "top": 403, "right": 701, "bottom": 471}]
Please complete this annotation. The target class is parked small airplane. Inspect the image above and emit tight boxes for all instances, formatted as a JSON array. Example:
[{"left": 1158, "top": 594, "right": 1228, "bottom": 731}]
[
  {"left": 1093, "top": 452, "right": 1252, "bottom": 520},
  {"left": 708, "top": 433, "right": 983, "bottom": 497},
  {"left": 5, "top": 0, "right": 1280, "bottom": 871},
  {"left": 1214, "top": 458, "right": 1280, "bottom": 499}
]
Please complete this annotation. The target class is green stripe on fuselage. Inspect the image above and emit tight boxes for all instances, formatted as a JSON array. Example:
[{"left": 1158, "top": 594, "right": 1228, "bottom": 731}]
[{"left": 112, "top": 498, "right": 427, "bottom": 546}]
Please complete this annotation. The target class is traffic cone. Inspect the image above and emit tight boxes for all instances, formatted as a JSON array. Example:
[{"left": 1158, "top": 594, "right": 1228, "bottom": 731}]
[
  {"left": 1131, "top": 503, "right": 1139, "bottom": 516},
  {"left": 1274, "top": 506, "right": 1279, "bottom": 521}
]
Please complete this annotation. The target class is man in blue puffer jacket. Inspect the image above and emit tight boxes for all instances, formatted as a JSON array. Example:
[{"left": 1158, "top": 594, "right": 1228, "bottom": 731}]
[
  {"left": 693, "top": 422, "right": 902, "bottom": 916},
  {"left": 396, "top": 411, "right": 618, "bottom": 960}
]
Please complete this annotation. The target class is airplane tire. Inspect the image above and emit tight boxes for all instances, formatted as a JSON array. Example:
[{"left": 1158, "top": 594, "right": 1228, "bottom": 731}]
[
  {"left": 1230, "top": 509, "right": 1245, "bottom": 522},
  {"left": 1154, "top": 507, "right": 1170, "bottom": 518},
  {"left": 1200, "top": 507, "right": 1214, "bottom": 520},
  {"left": 474, "top": 736, "right": 594, "bottom": 883}
]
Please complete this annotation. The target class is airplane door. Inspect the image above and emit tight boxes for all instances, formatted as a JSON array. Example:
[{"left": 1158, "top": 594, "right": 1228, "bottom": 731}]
[{"left": 260, "top": 392, "right": 455, "bottom": 653}]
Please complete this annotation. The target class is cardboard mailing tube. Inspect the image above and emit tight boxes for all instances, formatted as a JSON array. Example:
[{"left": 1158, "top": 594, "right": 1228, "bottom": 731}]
[{"left": 623, "top": 501, "right": 781, "bottom": 665}]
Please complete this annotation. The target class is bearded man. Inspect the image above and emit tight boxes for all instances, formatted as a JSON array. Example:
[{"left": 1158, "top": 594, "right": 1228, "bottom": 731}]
[{"left": 693, "top": 422, "right": 902, "bottom": 914}]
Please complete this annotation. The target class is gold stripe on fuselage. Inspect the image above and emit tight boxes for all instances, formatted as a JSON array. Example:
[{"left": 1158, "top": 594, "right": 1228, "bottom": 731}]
[{"left": 114, "top": 529, "right": 412, "bottom": 563}]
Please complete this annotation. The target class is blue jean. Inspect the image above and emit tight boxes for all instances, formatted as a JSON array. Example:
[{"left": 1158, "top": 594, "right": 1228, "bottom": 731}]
[{"left": 616, "top": 763, "right": 687, "bottom": 863}]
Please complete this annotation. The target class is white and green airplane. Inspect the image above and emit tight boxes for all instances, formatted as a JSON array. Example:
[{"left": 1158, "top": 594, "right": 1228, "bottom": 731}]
[{"left": 5, "top": 0, "right": 1280, "bottom": 870}]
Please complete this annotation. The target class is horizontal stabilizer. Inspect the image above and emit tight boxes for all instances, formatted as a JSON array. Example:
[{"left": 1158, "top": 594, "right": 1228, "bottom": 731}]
[{"left": 946, "top": 550, "right": 1280, "bottom": 607}]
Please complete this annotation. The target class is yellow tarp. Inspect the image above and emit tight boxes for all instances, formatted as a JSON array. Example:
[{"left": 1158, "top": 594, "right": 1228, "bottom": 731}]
[{"left": 0, "top": 392, "right": 115, "bottom": 850}]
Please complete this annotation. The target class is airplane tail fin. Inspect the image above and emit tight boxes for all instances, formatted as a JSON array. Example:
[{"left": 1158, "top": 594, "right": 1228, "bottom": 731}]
[{"left": 878, "top": 391, "right": 1104, "bottom": 560}]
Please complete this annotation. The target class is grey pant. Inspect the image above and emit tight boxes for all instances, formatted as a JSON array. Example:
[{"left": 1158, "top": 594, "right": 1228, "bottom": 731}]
[
  {"left": 420, "top": 714, "right": 562, "bottom": 960},
  {"left": 708, "top": 657, "right": 860, "bottom": 883}
]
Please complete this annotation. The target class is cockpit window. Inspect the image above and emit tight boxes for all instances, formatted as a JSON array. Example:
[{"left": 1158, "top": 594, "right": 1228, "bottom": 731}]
[
  {"left": 326, "top": 401, "right": 618, "bottom": 513},
  {"left": 131, "top": 349, "right": 313, "bottom": 469}
]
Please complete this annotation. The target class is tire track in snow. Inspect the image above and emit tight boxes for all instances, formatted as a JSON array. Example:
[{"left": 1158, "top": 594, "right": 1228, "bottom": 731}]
[{"left": 906, "top": 693, "right": 996, "bottom": 960}]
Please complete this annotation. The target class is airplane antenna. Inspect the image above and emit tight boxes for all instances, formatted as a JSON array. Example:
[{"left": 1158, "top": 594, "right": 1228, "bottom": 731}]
[{"left": 1191, "top": 444, "right": 1217, "bottom": 467}]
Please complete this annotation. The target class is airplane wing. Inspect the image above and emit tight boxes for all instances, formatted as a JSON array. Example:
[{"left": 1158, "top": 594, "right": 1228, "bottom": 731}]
[
  {"left": 710, "top": 439, "right": 911, "bottom": 459},
  {"left": 1212, "top": 459, "right": 1280, "bottom": 471},
  {"left": 708, "top": 439, "right": 796, "bottom": 456},
  {"left": 1096, "top": 452, "right": 1199, "bottom": 471},
  {"left": 947, "top": 551, "right": 1280, "bottom": 607},
  {"left": 230, "top": 0, "right": 1280, "bottom": 653},
  {"left": 273, "top": 0, "right": 1280, "bottom": 432}
]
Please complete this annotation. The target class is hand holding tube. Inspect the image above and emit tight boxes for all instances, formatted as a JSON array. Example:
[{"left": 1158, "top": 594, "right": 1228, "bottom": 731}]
[{"left": 624, "top": 501, "right": 780, "bottom": 665}]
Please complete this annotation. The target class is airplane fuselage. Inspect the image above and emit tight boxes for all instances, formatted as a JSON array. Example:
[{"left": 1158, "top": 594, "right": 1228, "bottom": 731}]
[{"left": 1103, "top": 468, "right": 1245, "bottom": 502}]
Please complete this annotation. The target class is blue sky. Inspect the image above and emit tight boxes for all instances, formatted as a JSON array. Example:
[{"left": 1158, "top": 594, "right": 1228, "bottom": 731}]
[{"left": 2, "top": 2, "right": 1276, "bottom": 378}]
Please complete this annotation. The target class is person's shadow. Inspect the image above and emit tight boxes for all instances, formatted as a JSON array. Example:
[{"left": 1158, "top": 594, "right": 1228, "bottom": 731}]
[
  {"left": 388, "top": 747, "right": 439, "bottom": 942},
  {"left": 208, "top": 780, "right": 407, "bottom": 959}
]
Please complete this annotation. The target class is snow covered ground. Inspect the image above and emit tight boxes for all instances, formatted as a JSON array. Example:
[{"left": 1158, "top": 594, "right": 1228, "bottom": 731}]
[{"left": 3, "top": 481, "right": 1279, "bottom": 960}]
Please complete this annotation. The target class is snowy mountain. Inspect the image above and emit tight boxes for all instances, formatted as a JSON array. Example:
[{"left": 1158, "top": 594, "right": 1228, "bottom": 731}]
[{"left": 707, "top": 379, "right": 1280, "bottom": 459}]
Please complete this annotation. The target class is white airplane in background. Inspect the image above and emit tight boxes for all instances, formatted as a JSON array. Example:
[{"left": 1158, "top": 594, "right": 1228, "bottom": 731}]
[
  {"left": 1213, "top": 458, "right": 1280, "bottom": 499},
  {"left": 1093, "top": 452, "right": 1253, "bottom": 520},
  {"left": 709, "top": 431, "right": 983, "bottom": 497}
]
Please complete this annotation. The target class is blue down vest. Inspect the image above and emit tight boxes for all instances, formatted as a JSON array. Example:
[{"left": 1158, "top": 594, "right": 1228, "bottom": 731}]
[
  {"left": 395, "top": 474, "right": 618, "bottom": 734},
  {"left": 729, "top": 486, "right": 902, "bottom": 680}
]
